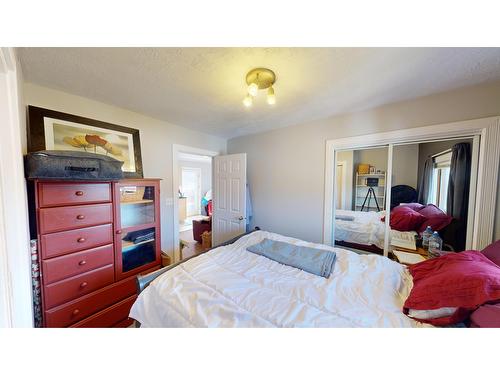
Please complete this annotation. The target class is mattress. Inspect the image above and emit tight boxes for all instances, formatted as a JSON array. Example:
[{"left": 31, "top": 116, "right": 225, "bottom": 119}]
[
  {"left": 335, "top": 210, "right": 417, "bottom": 250},
  {"left": 335, "top": 210, "right": 387, "bottom": 248},
  {"left": 130, "top": 230, "right": 426, "bottom": 328}
]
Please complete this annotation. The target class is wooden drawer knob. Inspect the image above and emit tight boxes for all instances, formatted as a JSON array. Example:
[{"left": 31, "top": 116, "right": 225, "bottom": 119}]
[
  {"left": 76, "top": 214, "right": 85, "bottom": 220},
  {"left": 75, "top": 191, "right": 84, "bottom": 196},
  {"left": 72, "top": 309, "right": 80, "bottom": 316},
  {"left": 77, "top": 237, "right": 86, "bottom": 243},
  {"left": 80, "top": 282, "right": 88, "bottom": 288},
  {"left": 78, "top": 260, "right": 87, "bottom": 266}
]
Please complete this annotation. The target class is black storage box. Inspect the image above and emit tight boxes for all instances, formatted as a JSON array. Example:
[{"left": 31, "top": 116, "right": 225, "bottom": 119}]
[
  {"left": 366, "top": 177, "right": 379, "bottom": 187},
  {"left": 25, "top": 150, "right": 124, "bottom": 180}
]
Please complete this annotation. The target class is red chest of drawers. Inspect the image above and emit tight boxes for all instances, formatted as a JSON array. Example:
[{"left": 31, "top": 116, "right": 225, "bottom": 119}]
[{"left": 31, "top": 179, "right": 161, "bottom": 327}]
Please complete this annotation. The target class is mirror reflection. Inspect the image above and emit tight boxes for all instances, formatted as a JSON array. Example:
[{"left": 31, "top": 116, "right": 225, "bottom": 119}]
[
  {"left": 389, "top": 139, "right": 472, "bottom": 258},
  {"left": 333, "top": 138, "right": 474, "bottom": 258},
  {"left": 334, "top": 146, "right": 389, "bottom": 255}
]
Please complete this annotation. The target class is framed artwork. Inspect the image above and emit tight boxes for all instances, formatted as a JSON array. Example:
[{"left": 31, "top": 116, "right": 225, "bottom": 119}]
[{"left": 27, "top": 106, "right": 143, "bottom": 178}]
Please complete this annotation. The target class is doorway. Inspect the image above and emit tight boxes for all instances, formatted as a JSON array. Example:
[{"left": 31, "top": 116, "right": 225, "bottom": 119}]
[
  {"left": 181, "top": 166, "right": 202, "bottom": 219},
  {"left": 172, "top": 145, "right": 219, "bottom": 262}
]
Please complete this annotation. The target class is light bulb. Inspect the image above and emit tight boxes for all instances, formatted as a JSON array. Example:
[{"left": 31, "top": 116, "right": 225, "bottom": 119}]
[
  {"left": 243, "top": 94, "right": 253, "bottom": 107},
  {"left": 247, "top": 82, "right": 259, "bottom": 97},
  {"left": 267, "top": 86, "right": 276, "bottom": 105}
]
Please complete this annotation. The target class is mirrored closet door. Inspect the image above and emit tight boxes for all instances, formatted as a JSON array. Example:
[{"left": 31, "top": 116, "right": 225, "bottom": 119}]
[
  {"left": 334, "top": 146, "right": 390, "bottom": 255},
  {"left": 332, "top": 136, "right": 479, "bottom": 258},
  {"left": 389, "top": 138, "right": 475, "bottom": 257}
]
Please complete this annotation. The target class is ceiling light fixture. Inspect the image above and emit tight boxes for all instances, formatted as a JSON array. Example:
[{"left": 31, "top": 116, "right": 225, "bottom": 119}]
[
  {"left": 242, "top": 94, "right": 253, "bottom": 107},
  {"left": 267, "top": 86, "right": 276, "bottom": 105},
  {"left": 247, "top": 82, "right": 259, "bottom": 97},
  {"left": 243, "top": 67, "right": 276, "bottom": 107}
]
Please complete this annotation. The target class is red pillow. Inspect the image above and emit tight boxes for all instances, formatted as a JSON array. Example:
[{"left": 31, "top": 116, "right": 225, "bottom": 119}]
[
  {"left": 399, "top": 202, "right": 425, "bottom": 211},
  {"left": 417, "top": 204, "right": 453, "bottom": 233},
  {"left": 470, "top": 303, "right": 500, "bottom": 328},
  {"left": 482, "top": 239, "right": 500, "bottom": 267},
  {"left": 418, "top": 204, "right": 445, "bottom": 217},
  {"left": 403, "top": 251, "right": 500, "bottom": 326},
  {"left": 389, "top": 206, "right": 426, "bottom": 231}
]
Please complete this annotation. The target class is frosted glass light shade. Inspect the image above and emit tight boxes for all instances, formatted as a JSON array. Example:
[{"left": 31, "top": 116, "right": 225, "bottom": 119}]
[
  {"left": 247, "top": 82, "right": 259, "bottom": 97},
  {"left": 267, "top": 86, "right": 276, "bottom": 105},
  {"left": 243, "top": 94, "right": 253, "bottom": 107}
]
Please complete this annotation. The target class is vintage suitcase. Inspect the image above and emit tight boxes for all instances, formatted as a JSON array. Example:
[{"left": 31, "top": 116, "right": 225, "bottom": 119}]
[{"left": 25, "top": 150, "right": 124, "bottom": 180}]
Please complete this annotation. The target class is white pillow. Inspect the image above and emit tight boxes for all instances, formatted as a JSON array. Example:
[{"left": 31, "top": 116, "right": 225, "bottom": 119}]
[{"left": 408, "top": 307, "right": 457, "bottom": 320}]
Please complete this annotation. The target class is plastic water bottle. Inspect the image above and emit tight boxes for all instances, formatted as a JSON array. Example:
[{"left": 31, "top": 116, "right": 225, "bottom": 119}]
[
  {"left": 422, "top": 226, "right": 433, "bottom": 249},
  {"left": 428, "top": 231, "right": 443, "bottom": 257}
]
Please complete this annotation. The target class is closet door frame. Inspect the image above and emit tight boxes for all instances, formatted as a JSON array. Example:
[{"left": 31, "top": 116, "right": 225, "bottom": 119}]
[{"left": 324, "top": 116, "right": 500, "bottom": 252}]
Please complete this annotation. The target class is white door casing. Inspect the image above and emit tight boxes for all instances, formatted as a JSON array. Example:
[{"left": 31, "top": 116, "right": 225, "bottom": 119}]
[
  {"left": 212, "top": 154, "right": 247, "bottom": 246},
  {"left": 0, "top": 47, "right": 33, "bottom": 327}
]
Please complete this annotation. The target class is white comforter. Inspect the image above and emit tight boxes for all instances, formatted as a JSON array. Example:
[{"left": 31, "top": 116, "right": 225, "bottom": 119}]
[
  {"left": 335, "top": 210, "right": 387, "bottom": 248},
  {"left": 335, "top": 210, "right": 417, "bottom": 250},
  {"left": 130, "top": 231, "right": 426, "bottom": 327}
]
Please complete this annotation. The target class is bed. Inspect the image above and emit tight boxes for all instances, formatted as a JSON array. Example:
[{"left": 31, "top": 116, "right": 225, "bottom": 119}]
[
  {"left": 335, "top": 209, "right": 418, "bottom": 253},
  {"left": 130, "top": 230, "right": 427, "bottom": 327},
  {"left": 335, "top": 209, "right": 387, "bottom": 250}
]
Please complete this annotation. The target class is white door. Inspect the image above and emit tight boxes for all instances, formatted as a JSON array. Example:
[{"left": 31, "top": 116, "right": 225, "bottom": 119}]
[
  {"left": 335, "top": 161, "right": 348, "bottom": 210},
  {"left": 212, "top": 153, "right": 247, "bottom": 246}
]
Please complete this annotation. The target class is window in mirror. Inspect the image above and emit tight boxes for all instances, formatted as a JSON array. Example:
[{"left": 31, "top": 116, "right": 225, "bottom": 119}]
[{"left": 428, "top": 150, "right": 451, "bottom": 212}]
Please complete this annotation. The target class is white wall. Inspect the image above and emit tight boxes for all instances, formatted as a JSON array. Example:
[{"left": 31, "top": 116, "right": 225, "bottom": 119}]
[
  {"left": 23, "top": 83, "right": 226, "bottom": 257},
  {"left": 392, "top": 144, "right": 419, "bottom": 188},
  {"left": 354, "top": 148, "right": 388, "bottom": 174},
  {"left": 228, "top": 80, "right": 500, "bottom": 243}
]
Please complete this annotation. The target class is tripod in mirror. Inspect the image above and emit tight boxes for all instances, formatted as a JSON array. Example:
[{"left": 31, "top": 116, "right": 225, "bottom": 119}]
[{"left": 360, "top": 187, "right": 381, "bottom": 212}]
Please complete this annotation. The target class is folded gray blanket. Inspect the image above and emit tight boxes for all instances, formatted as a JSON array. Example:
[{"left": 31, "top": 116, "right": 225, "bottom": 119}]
[
  {"left": 247, "top": 239, "right": 336, "bottom": 278},
  {"left": 335, "top": 215, "right": 355, "bottom": 221}
]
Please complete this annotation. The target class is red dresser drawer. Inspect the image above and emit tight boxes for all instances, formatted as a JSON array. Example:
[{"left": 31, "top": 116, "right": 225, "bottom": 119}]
[
  {"left": 38, "top": 182, "right": 111, "bottom": 208},
  {"left": 39, "top": 203, "right": 113, "bottom": 234},
  {"left": 70, "top": 295, "right": 137, "bottom": 328},
  {"left": 41, "top": 223, "right": 112, "bottom": 259},
  {"left": 44, "top": 277, "right": 136, "bottom": 327},
  {"left": 42, "top": 244, "right": 114, "bottom": 285},
  {"left": 44, "top": 264, "right": 114, "bottom": 309}
]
